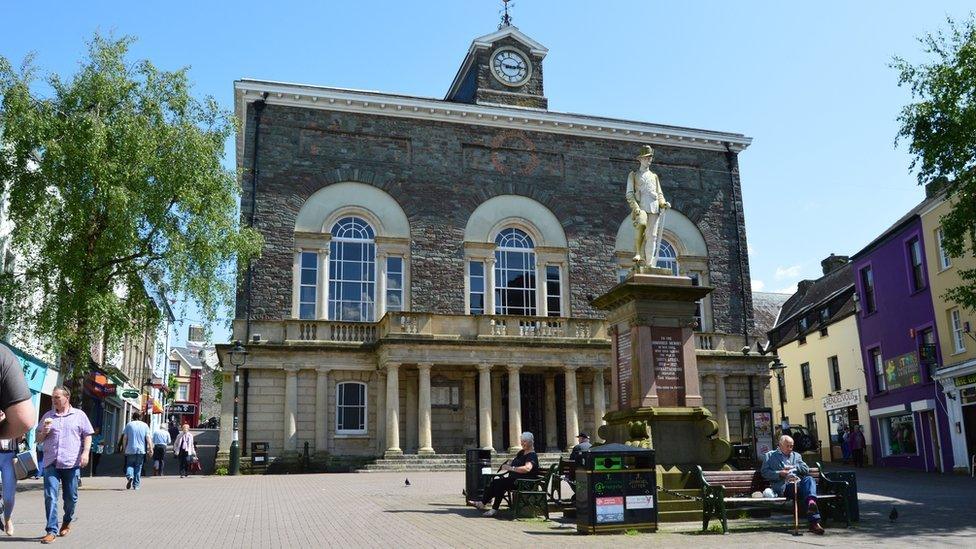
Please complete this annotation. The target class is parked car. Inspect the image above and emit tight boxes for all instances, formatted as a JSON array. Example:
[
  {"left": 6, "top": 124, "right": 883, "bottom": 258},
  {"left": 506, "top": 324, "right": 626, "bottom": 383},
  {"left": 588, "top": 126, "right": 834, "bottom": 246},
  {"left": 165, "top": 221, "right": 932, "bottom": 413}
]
[{"left": 774, "top": 425, "right": 819, "bottom": 454}]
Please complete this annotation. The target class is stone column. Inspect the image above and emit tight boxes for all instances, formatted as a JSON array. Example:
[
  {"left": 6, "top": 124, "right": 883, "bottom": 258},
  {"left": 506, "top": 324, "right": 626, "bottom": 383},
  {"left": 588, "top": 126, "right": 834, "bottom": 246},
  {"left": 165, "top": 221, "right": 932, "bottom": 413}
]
[
  {"left": 375, "top": 371, "right": 387, "bottom": 455},
  {"left": 283, "top": 365, "right": 299, "bottom": 453},
  {"left": 507, "top": 364, "right": 522, "bottom": 453},
  {"left": 291, "top": 249, "right": 302, "bottom": 319},
  {"left": 477, "top": 363, "right": 493, "bottom": 450},
  {"left": 715, "top": 373, "right": 730, "bottom": 441},
  {"left": 405, "top": 369, "right": 418, "bottom": 453},
  {"left": 491, "top": 370, "right": 503, "bottom": 451},
  {"left": 544, "top": 372, "right": 558, "bottom": 452},
  {"left": 317, "top": 248, "right": 330, "bottom": 319},
  {"left": 376, "top": 251, "right": 388, "bottom": 321},
  {"left": 315, "top": 367, "right": 331, "bottom": 453},
  {"left": 592, "top": 367, "right": 607, "bottom": 443},
  {"left": 564, "top": 365, "right": 580, "bottom": 450},
  {"left": 384, "top": 363, "right": 402, "bottom": 457},
  {"left": 485, "top": 257, "right": 496, "bottom": 314},
  {"left": 417, "top": 362, "right": 434, "bottom": 455}
]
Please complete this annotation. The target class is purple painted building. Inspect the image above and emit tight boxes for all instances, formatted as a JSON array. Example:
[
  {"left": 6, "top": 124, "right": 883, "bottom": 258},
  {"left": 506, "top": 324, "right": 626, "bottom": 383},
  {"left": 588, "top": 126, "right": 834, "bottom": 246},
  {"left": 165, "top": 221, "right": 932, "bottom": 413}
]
[{"left": 851, "top": 195, "right": 953, "bottom": 472}]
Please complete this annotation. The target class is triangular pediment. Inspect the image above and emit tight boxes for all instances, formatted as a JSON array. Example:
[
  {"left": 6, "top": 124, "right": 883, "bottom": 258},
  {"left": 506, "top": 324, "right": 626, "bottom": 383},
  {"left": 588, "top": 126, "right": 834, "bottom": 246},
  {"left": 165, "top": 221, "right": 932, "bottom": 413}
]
[{"left": 469, "top": 26, "right": 548, "bottom": 57}]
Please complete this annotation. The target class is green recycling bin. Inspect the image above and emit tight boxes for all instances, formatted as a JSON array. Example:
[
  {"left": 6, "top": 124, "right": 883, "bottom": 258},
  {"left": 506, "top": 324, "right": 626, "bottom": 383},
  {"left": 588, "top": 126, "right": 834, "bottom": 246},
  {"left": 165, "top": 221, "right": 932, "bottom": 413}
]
[{"left": 576, "top": 443, "right": 657, "bottom": 534}]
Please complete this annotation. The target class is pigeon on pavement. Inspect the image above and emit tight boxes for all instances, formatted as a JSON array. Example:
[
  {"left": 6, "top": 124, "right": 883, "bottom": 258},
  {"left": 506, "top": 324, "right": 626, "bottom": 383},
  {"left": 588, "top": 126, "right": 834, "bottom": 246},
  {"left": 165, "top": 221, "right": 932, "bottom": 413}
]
[{"left": 405, "top": 478, "right": 411, "bottom": 487}]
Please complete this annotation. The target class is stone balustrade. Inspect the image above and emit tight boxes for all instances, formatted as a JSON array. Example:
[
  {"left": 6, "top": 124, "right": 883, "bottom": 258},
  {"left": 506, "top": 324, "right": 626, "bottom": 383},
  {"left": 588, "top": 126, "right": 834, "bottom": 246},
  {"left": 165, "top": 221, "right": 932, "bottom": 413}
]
[{"left": 237, "top": 318, "right": 747, "bottom": 353}]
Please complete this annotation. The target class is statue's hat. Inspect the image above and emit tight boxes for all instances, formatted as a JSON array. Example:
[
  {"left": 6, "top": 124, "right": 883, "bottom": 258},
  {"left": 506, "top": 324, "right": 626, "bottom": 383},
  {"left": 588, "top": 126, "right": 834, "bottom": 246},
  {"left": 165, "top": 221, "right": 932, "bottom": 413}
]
[{"left": 637, "top": 145, "right": 654, "bottom": 158}]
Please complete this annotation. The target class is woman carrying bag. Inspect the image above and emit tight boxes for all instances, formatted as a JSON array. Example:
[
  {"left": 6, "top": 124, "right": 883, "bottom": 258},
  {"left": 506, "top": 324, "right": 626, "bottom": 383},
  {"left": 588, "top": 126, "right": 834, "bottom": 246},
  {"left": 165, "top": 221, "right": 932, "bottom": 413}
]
[{"left": 172, "top": 424, "right": 196, "bottom": 478}]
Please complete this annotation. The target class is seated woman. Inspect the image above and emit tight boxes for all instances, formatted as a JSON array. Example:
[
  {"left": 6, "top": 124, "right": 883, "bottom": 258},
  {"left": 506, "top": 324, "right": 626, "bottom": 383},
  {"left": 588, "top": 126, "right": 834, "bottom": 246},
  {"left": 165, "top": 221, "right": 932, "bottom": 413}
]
[{"left": 469, "top": 432, "right": 539, "bottom": 517}]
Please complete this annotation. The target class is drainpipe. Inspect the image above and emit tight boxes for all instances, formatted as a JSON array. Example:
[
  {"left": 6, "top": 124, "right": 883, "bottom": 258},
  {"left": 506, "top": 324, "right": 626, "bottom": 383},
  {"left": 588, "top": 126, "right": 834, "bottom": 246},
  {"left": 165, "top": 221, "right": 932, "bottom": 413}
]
[
  {"left": 242, "top": 92, "right": 268, "bottom": 456},
  {"left": 724, "top": 144, "right": 750, "bottom": 347}
]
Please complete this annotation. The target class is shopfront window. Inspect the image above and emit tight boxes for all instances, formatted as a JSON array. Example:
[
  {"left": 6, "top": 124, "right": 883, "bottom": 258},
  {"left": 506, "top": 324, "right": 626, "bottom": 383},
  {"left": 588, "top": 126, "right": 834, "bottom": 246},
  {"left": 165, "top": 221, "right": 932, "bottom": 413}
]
[{"left": 880, "top": 414, "right": 917, "bottom": 456}]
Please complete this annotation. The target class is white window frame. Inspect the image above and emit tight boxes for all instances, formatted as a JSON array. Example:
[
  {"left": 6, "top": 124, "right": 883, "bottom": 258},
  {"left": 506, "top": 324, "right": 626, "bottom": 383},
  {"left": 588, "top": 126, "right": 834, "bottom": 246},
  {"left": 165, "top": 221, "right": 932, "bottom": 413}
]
[
  {"left": 299, "top": 251, "right": 319, "bottom": 320},
  {"left": 545, "top": 264, "right": 563, "bottom": 317},
  {"left": 176, "top": 383, "right": 189, "bottom": 402},
  {"left": 467, "top": 260, "right": 486, "bottom": 315},
  {"left": 937, "top": 228, "right": 951, "bottom": 270},
  {"left": 950, "top": 308, "right": 966, "bottom": 353},
  {"left": 336, "top": 381, "right": 367, "bottom": 435},
  {"left": 656, "top": 239, "right": 679, "bottom": 275},
  {"left": 494, "top": 228, "right": 538, "bottom": 316},
  {"left": 168, "top": 360, "right": 180, "bottom": 377},
  {"left": 385, "top": 256, "right": 404, "bottom": 313},
  {"left": 329, "top": 217, "right": 377, "bottom": 322}
]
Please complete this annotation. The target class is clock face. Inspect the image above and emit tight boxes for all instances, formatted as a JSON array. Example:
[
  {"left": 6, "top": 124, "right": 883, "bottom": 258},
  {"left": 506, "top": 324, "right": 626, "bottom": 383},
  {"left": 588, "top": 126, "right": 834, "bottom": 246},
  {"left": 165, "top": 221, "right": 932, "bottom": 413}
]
[{"left": 491, "top": 48, "right": 531, "bottom": 86}]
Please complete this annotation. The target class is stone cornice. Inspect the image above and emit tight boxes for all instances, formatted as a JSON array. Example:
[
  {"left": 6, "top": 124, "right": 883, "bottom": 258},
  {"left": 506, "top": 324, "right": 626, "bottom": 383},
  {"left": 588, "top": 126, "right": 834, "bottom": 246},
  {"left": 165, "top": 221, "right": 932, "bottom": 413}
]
[{"left": 234, "top": 79, "right": 752, "bottom": 165}]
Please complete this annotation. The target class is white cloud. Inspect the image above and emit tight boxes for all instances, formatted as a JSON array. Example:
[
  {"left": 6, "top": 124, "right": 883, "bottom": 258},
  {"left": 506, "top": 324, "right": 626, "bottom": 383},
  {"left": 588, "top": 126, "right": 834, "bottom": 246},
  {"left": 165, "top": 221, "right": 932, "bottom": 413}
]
[
  {"left": 774, "top": 265, "right": 801, "bottom": 280},
  {"left": 751, "top": 279, "right": 765, "bottom": 292},
  {"left": 775, "top": 284, "right": 798, "bottom": 295}
]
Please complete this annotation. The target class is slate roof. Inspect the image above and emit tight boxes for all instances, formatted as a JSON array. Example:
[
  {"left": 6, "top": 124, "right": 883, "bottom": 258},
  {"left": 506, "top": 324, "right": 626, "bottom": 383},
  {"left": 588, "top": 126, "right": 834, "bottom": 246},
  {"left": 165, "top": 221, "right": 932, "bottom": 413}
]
[
  {"left": 172, "top": 347, "right": 204, "bottom": 370},
  {"left": 767, "top": 262, "right": 856, "bottom": 350},
  {"left": 752, "top": 292, "right": 791, "bottom": 340}
]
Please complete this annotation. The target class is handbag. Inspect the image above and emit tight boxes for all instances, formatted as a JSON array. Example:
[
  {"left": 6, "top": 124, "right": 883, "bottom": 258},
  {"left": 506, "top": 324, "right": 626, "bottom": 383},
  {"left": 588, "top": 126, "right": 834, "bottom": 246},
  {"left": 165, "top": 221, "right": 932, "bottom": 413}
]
[
  {"left": 13, "top": 450, "right": 38, "bottom": 480},
  {"left": 189, "top": 455, "right": 202, "bottom": 473}
]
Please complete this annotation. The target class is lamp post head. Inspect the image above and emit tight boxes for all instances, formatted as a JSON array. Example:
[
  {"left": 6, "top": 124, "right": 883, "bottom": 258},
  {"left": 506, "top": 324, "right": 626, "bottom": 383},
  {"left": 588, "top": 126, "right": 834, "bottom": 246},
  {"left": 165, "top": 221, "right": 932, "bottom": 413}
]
[
  {"left": 229, "top": 340, "right": 248, "bottom": 368},
  {"left": 769, "top": 358, "right": 785, "bottom": 374}
]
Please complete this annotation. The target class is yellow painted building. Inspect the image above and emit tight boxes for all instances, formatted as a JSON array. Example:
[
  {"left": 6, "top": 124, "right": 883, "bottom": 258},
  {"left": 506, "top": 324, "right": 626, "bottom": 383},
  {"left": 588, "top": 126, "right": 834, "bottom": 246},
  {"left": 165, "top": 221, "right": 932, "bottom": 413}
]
[
  {"left": 921, "top": 195, "right": 976, "bottom": 472},
  {"left": 767, "top": 256, "right": 872, "bottom": 464}
]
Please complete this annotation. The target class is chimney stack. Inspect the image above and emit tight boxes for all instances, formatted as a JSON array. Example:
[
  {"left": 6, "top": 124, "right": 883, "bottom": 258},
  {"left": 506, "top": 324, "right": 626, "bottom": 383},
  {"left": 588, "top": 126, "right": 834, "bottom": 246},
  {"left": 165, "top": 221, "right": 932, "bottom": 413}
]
[{"left": 821, "top": 254, "right": 850, "bottom": 276}]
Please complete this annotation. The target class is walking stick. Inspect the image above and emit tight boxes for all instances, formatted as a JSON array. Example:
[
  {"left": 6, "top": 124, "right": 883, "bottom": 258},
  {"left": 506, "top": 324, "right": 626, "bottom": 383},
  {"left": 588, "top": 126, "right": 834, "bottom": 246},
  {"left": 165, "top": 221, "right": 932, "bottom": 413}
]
[{"left": 791, "top": 478, "right": 802, "bottom": 536}]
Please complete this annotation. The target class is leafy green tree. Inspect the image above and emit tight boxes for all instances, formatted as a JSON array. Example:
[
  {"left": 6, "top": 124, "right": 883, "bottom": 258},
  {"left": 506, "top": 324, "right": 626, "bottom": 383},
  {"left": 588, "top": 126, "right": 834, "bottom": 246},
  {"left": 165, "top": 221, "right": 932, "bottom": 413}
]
[
  {"left": 894, "top": 16, "right": 976, "bottom": 311},
  {"left": 0, "top": 35, "right": 262, "bottom": 389}
]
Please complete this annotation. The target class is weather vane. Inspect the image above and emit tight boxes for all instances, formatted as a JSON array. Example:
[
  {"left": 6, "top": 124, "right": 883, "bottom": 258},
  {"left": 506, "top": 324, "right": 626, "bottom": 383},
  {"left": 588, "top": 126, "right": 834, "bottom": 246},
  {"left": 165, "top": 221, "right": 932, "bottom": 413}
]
[{"left": 499, "top": 0, "right": 513, "bottom": 29}]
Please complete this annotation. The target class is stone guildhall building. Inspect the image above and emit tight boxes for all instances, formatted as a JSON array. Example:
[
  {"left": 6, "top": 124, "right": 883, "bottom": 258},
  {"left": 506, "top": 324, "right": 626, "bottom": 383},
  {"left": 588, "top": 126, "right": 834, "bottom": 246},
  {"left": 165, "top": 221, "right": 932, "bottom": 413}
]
[{"left": 217, "top": 22, "right": 771, "bottom": 469}]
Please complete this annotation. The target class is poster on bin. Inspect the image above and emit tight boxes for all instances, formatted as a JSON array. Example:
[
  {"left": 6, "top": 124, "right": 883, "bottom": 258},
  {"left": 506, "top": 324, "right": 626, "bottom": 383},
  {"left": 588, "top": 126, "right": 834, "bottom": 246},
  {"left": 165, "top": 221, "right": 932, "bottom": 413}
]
[{"left": 595, "top": 496, "right": 625, "bottom": 523}]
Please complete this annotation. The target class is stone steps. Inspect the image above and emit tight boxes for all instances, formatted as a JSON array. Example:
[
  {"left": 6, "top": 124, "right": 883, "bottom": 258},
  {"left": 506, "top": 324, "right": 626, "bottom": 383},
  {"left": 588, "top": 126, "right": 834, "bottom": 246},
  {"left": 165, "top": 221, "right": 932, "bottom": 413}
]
[{"left": 355, "top": 452, "right": 569, "bottom": 473}]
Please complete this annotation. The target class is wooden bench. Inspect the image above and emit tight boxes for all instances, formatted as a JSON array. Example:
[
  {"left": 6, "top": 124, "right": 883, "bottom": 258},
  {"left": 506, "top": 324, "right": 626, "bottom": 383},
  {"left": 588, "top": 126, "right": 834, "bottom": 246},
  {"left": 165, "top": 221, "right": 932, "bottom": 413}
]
[
  {"left": 483, "top": 463, "right": 558, "bottom": 519},
  {"left": 695, "top": 464, "right": 851, "bottom": 534}
]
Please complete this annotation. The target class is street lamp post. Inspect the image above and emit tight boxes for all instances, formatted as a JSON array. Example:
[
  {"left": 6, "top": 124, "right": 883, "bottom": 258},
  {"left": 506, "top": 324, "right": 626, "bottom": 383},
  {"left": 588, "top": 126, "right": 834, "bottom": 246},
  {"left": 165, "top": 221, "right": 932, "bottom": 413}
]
[
  {"left": 228, "top": 340, "right": 248, "bottom": 475},
  {"left": 769, "top": 358, "right": 787, "bottom": 425}
]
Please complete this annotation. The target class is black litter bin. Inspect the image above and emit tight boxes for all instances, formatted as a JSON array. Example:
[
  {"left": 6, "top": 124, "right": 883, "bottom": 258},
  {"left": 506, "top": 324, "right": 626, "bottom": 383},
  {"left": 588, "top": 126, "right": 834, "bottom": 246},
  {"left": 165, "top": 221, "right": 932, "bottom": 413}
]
[
  {"left": 465, "top": 448, "right": 493, "bottom": 504},
  {"left": 251, "top": 442, "right": 269, "bottom": 473},
  {"left": 576, "top": 444, "right": 657, "bottom": 534},
  {"left": 730, "top": 443, "right": 752, "bottom": 469},
  {"left": 827, "top": 470, "right": 859, "bottom": 522}
]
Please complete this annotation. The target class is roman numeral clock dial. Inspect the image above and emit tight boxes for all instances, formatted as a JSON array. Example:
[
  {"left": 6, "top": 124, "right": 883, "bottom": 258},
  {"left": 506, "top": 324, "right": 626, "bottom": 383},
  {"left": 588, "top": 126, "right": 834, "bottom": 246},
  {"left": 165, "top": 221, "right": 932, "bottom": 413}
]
[{"left": 490, "top": 48, "right": 531, "bottom": 86}]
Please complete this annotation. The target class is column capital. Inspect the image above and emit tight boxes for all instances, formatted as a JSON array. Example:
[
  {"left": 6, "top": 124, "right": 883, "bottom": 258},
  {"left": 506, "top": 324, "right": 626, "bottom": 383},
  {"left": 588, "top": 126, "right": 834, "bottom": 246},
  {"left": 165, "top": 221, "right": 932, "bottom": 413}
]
[
  {"left": 417, "top": 362, "right": 433, "bottom": 372},
  {"left": 385, "top": 362, "right": 401, "bottom": 372},
  {"left": 485, "top": 256, "right": 496, "bottom": 266},
  {"left": 319, "top": 247, "right": 331, "bottom": 256},
  {"left": 477, "top": 362, "right": 493, "bottom": 373},
  {"left": 713, "top": 373, "right": 728, "bottom": 380},
  {"left": 283, "top": 364, "right": 301, "bottom": 374},
  {"left": 506, "top": 363, "right": 523, "bottom": 373},
  {"left": 563, "top": 363, "right": 580, "bottom": 372},
  {"left": 316, "top": 366, "right": 333, "bottom": 375}
]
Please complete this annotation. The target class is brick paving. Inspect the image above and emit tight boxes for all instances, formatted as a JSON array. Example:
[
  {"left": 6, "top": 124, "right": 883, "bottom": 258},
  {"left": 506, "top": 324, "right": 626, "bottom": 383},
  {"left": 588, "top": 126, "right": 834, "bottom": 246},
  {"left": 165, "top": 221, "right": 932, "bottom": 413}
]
[{"left": 0, "top": 466, "right": 973, "bottom": 547}]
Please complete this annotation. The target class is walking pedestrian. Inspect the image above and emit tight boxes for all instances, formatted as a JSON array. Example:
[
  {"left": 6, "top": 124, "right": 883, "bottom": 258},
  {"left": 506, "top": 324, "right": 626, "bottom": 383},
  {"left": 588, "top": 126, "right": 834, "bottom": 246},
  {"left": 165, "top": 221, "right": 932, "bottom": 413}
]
[
  {"left": 121, "top": 412, "right": 152, "bottom": 490},
  {"left": 0, "top": 415, "right": 24, "bottom": 536},
  {"left": 89, "top": 428, "right": 104, "bottom": 476},
  {"left": 151, "top": 423, "right": 171, "bottom": 476},
  {"left": 36, "top": 386, "right": 94, "bottom": 544},
  {"left": 167, "top": 420, "right": 179, "bottom": 444},
  {"left": 849, "top": 424, "right": 867, "bottom": 467},
  {"left": 173, "top": 424, "right": 196, "bottom": 478}
]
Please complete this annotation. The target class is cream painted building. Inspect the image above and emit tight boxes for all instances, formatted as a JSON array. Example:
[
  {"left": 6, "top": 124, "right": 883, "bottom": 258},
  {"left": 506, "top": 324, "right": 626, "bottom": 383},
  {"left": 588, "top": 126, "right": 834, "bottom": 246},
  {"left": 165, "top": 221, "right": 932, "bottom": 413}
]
[
  {"left": 922, "top": 195, "right": 976, "bottom": 472},
  {"left": 767, "top": 256, "right": 872, "bottom": 464}
]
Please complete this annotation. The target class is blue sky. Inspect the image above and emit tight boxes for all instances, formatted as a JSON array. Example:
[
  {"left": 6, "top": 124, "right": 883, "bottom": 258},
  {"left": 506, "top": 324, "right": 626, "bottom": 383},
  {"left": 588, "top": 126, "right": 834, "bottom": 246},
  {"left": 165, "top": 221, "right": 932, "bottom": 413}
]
[{"left": 3, "top": 1, "right": 973, "bottom": 345}]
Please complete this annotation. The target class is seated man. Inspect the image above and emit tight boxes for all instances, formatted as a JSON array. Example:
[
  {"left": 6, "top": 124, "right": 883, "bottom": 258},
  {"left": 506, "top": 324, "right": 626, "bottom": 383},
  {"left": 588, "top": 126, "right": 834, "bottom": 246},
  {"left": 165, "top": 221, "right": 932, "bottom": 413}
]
[
  {"left": 760, "top": 435, "right": 824, "bottom": 535},
  {"left": 565, "top": 432, "right": 591, "bottom": 484},
  {"left": 468, "top": 432, "right": 539, "bottom": 517}
]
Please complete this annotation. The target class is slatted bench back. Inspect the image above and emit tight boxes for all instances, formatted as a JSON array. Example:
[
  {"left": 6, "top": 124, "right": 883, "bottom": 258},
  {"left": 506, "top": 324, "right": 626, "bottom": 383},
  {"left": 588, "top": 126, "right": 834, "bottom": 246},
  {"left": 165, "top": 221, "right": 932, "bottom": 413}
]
[{"left": 702, "top": 468, "right": 821, "bottom": 497}]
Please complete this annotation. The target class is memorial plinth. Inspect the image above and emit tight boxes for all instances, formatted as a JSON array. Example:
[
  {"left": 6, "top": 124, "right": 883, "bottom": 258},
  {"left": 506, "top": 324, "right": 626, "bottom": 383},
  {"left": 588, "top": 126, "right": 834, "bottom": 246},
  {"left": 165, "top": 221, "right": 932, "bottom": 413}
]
[{"left": 592, "top": 274, "right": 731, "bottom": 467}]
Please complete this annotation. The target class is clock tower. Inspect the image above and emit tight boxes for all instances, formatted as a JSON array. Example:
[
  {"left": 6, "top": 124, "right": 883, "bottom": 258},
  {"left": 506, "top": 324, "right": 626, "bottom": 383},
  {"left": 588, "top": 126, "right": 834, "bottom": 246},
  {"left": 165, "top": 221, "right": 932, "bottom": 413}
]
[{"left": 445, "top": 23, "right": 548, "bottom": 110}]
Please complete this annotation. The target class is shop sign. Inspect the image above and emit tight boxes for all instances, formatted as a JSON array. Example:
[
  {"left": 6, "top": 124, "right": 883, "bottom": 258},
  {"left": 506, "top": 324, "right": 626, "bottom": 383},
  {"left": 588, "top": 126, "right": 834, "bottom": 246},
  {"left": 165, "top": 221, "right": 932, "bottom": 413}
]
[
  {"left": 121, "top": 389, "right": 140, "bottom": 399},
  {"left": 883, "top": 352, "right": 921, "bottom": 390},
  {"left": 822, "top": 389, "right": 861, "bottom": 411},
  {"left": 954, "top": 373, "right": 976, "bottom": 387},
  {"left": 169, "top": 403, "right": 197, "bottom": 415}
]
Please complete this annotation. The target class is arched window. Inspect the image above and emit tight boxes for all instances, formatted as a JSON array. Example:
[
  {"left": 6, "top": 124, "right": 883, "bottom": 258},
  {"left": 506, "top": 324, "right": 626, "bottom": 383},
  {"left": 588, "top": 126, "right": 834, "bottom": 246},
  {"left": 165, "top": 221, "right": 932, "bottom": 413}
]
[
  {"left": 656, "top": 239, "right": 679, "bottom": 276},
  {"left": 494, "top": 228, "right": 537, "bottom": 316},
  {"left": 329, "top": 217, "right": 376, "bottom": 321},
  {"left": 336, "top": 381, "right": 367, "bottom": 434}
]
